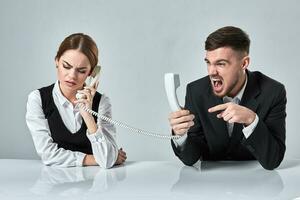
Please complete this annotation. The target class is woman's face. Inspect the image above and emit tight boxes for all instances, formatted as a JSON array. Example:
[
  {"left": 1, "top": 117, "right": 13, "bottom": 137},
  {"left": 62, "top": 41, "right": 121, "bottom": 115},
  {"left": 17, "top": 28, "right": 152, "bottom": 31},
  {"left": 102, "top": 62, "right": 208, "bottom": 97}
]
[{"left": 55, "top": 49, "right": 92, "bottom": 95}]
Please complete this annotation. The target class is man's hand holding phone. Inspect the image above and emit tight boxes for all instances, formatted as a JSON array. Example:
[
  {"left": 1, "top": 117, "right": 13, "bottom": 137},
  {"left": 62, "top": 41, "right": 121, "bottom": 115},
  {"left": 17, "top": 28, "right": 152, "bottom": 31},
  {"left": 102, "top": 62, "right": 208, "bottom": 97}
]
[{"left": 168, "top": 110, "right": 195, "bottom": 135}]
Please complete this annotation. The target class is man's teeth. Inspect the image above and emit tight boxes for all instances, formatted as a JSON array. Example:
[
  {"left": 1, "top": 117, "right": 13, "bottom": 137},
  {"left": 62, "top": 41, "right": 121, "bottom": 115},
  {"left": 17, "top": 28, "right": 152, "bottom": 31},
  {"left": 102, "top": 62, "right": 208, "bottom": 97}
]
[{"left": 212, "top": 79, "right": 222, "bottom": 87}]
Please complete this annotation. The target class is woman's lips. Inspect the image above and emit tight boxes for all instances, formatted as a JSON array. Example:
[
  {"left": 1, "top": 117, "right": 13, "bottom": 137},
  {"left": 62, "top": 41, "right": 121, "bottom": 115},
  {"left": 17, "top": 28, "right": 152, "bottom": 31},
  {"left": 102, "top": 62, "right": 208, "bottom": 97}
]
[{"left": 65, "top": 81, "right": 76, "bottom": 87}]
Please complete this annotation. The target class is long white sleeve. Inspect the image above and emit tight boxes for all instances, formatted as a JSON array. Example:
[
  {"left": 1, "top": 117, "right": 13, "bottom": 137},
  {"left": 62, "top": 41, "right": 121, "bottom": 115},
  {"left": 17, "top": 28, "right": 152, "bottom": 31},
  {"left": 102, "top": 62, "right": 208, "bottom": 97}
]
[
  {"left": 26, "top": 90, "right": 86, "bottom": 167},
  {"left": 86, "top": 95, "right": 119, "bottom": 168}
]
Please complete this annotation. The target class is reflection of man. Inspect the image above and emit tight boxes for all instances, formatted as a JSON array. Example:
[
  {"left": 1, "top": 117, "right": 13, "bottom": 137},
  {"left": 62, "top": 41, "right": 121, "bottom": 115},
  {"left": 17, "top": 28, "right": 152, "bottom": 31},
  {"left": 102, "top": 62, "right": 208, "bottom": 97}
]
[
  {"left": 171, "top": 162, "right": 283, "bottom": 198},
  {"left": 169, "top": 26, "right": 286, "bottom": 170}
]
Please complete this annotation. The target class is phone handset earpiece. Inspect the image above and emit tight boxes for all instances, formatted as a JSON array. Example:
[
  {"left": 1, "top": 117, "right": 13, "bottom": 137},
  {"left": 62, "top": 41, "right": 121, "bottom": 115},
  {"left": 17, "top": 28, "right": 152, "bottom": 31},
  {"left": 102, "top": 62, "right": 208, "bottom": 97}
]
[{"left": 76, "top": 66, "right": 101, "bottom": 99}]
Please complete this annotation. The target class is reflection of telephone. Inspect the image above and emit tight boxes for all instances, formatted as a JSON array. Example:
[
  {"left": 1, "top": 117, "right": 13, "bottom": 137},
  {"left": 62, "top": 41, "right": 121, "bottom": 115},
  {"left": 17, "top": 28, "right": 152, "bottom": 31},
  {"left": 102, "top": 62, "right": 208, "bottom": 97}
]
[
  {"left": 164, "top": 73, "right": 182, "bottom": 112},
  {"left": 76, "top": 70, "right": 181, "bottom": 140},
  {"left": 76, "top": 66, "right": 101, "bottom": 99}
]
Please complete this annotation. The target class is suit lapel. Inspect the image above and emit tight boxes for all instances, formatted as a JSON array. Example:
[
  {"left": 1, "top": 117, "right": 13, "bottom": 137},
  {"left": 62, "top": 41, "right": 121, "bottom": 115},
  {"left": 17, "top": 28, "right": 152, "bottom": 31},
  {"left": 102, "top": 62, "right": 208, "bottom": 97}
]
[
  {"left": 240, "top": 70, "right": 260, "bottom": 110},
  {"left": 229, "top": 71, "right": 260, "bottom": 151}
]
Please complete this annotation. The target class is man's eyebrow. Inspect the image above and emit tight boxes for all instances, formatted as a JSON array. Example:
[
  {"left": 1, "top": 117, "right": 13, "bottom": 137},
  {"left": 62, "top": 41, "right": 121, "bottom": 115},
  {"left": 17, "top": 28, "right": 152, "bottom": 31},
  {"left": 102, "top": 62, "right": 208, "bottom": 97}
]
[
  {"left": 204, "top": 58, "right": 230, "bottom": 64},
  {"left": 63, "top": 61, "right": 88, "bottom": 69},
  {"left": 215, "top": 59, "right": 229, "bottom": 63}
]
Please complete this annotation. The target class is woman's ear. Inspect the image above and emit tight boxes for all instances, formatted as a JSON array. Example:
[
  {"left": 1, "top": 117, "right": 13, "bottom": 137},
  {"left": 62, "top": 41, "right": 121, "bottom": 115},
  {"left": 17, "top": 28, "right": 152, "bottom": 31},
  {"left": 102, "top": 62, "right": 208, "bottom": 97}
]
[
  {"left": 55, "top": 58, "right": 59, "bottom": 68},
  {"left": 88, "top": 66, "right": 94, "bottom": 76}
]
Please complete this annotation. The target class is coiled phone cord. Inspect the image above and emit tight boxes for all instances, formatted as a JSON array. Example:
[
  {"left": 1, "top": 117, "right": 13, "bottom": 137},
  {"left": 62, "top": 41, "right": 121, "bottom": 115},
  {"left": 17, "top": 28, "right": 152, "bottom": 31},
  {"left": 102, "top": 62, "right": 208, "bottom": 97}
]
[{"left": 78, "top": 104, "right": 181, "bottom": 140}]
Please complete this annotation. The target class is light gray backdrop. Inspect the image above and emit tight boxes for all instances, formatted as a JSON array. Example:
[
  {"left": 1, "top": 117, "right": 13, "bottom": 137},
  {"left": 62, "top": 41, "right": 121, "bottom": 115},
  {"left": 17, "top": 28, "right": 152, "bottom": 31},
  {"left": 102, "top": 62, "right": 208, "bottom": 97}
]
[{"left": 0, "top": 0, "right": 299, "bottom": 161}]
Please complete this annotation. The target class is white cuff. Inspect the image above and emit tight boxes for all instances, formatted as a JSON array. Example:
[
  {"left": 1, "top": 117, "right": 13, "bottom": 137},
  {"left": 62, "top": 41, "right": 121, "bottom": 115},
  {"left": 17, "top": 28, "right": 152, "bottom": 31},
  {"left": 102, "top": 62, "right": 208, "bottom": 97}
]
[
  {"left": 86, "top": 128, "right": 105, "bottom": 143},
  {"left": 242, "top": 114, "right": 259, "bottom": 139},
  {"left": 76, "top": 152, "right": 86, "bottom": 167},
  {"left": 172, "top": 133, "right": 188, "bottom": 150}
]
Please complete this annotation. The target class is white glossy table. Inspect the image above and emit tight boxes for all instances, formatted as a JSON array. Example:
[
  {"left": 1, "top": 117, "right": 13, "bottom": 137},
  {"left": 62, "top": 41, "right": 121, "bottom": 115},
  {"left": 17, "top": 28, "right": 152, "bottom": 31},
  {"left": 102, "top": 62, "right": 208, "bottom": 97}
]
[{"left": 1, "top": 159, "right": 300, "bottom": 200}]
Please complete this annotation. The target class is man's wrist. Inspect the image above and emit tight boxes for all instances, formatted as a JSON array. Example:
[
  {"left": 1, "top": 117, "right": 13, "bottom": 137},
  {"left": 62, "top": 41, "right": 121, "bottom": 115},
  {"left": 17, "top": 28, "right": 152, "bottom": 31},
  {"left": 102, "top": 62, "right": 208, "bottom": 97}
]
[{"left": 245, "top": 111, "right": 256, "bottom": 126}]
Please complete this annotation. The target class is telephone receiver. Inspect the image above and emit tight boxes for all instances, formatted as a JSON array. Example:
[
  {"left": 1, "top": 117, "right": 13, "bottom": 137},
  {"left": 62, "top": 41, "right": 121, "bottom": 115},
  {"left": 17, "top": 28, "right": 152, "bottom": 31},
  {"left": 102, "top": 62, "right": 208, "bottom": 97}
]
[
  {"left": 164, "top": 73, "right": 182, "bottom": 112},
  {"left": 75, "top": 71, "right": 181, "bottom": 140},
  {"left": 76, "top": 65, "right": 101, "bottom": 99}
]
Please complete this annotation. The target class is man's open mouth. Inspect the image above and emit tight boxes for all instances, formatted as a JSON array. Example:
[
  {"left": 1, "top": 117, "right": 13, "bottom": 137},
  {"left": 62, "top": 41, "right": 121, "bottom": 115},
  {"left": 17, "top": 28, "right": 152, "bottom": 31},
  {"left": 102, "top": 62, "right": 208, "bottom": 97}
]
[{"left": 211, "top": 78, "right": 224, "bottom": 92}]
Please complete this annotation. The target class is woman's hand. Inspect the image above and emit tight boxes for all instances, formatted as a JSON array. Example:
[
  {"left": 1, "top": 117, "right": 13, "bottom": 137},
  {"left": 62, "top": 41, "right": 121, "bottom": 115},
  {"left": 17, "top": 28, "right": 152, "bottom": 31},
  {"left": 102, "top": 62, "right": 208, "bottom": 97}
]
[
  {"left": 75, "top": 81, "right": 99, "bottom": 115},
  {"left": 115, "top": 148, "right": 127, "bottom": 165},
  {"left": 74, "top": 81, "right": 99, "bottom": 134},
  {"left": 83, "top": 154, "right": 98, "bottom": 166}
]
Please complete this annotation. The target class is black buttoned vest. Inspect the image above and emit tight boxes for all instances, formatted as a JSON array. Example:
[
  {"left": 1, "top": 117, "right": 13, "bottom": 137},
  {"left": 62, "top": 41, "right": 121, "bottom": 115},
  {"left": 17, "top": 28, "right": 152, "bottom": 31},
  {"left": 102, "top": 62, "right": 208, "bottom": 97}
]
[{"left": 39, "top": 84, "right": 101, "bottom": 154}]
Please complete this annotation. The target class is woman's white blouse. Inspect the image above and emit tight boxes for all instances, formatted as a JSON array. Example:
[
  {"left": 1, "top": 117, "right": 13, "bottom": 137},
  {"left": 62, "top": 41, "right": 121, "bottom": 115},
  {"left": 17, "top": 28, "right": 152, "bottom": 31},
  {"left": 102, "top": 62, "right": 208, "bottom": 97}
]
[{"left": 26, "top": 81, "right": 118, "bottom": 168}]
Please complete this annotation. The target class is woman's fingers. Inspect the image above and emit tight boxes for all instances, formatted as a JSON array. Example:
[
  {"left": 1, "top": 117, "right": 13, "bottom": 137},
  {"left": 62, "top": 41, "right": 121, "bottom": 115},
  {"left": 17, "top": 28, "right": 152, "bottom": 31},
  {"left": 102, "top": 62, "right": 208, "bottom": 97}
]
[
  {"left": 77, "top": 89, "right": 92, "bottom": 101},
  {"left": 116, "top": 148, "right": 127, "bottom": 164},
  {"left": 84, "top": 84, "right": 97, "bottom": 96},
  {"left": 74, "top": 98, "right": 88, "bottom": 105}
]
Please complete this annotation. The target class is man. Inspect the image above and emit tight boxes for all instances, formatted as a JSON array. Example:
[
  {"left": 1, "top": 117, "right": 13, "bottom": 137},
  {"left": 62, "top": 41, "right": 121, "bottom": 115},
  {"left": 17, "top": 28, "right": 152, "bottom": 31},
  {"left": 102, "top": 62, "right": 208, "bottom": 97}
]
[{"left": 169, "top": 26, "right": 286, "bottom": 170}]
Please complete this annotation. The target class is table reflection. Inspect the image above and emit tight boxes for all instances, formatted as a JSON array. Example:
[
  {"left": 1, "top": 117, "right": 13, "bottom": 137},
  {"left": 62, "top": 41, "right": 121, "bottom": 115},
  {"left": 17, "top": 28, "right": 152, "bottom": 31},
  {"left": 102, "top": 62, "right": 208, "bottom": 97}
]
[
  {"left": 172, "top": 161, "right": 283, "bottom": 199},
  {"left": 30, "top": 164, "right": 126, "bottom": 196}
]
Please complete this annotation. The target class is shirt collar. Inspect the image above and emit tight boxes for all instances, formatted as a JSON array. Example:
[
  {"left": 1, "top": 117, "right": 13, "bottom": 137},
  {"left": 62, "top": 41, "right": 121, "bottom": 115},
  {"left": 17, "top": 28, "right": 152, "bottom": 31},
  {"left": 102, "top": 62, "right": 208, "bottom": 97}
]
[
  {"left": 53, "top": 80, "right": 71, "bottom": 106},
  {"left": 223, "top": 74, "right": 248, "bottom": 102}
]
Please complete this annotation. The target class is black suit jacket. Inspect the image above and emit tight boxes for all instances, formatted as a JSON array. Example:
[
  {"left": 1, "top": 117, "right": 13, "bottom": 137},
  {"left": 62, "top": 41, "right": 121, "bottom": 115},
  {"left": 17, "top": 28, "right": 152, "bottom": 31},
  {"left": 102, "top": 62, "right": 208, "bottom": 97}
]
[{"left": 171, "top": 70, "right": 287, "bottom": 170}]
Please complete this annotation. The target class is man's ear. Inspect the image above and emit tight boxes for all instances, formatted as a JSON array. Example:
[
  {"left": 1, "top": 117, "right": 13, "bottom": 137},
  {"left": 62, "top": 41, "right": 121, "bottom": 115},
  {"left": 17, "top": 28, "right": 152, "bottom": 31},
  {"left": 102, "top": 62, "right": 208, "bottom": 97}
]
[{"left": 242, "top": 56, "right": 250, "bottom": 70}]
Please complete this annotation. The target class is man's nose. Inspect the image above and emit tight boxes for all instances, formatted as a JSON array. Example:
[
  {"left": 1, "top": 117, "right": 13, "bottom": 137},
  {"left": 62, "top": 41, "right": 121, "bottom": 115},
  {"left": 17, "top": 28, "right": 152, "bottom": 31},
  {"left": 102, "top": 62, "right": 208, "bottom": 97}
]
[{"left": 208, "top": 65, "right": 217, "bottom": 75}]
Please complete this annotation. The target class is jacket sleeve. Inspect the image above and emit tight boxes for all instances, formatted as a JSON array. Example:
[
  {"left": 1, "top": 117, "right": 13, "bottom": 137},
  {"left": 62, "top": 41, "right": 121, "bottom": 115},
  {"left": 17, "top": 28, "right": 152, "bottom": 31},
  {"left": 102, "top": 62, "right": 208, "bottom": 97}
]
[
  {"left": 242, "top": 85, "right": 287, "bottom": 170},
  {"left": 171, "top": 84, "right": 209, "bottom": 166}
]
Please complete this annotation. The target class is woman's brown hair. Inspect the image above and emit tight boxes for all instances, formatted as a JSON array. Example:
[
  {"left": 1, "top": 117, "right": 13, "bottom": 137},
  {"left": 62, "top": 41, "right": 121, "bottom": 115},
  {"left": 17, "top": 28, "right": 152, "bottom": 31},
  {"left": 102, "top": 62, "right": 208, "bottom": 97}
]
[{"left": 55, "top": 33, "right": 98, "bottom": 71}]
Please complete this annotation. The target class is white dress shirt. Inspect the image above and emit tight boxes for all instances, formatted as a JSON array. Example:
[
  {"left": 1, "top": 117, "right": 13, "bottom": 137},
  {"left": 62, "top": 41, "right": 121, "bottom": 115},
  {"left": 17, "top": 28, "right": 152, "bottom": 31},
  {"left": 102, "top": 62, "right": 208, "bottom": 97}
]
[
  {"left": 173, "top": 76, "right": 259, "bottom": 148},
  {"left": 26, "top": 81, "right": 118, "bottom": 168}
]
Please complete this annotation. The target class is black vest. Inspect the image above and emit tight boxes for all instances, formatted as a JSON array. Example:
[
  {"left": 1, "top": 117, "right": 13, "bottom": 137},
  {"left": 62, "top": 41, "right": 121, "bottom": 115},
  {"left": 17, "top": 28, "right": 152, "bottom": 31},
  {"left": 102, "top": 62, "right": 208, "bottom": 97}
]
[{"left": 39, "top": 84, "right": 101, "bottom": 154}]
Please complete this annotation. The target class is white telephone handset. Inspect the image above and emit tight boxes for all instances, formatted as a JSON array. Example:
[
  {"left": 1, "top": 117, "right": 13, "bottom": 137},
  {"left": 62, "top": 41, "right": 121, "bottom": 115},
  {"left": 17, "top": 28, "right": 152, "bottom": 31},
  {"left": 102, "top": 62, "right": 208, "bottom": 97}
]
[
  {"left": 76, "top": 66, "right": 101, "bottom": 99},
  {"left": 164, "top": 73, "right": 182, "bottom": 111},
  {"left": 76, "top": 69, "right": 181, "bottom": 140}
]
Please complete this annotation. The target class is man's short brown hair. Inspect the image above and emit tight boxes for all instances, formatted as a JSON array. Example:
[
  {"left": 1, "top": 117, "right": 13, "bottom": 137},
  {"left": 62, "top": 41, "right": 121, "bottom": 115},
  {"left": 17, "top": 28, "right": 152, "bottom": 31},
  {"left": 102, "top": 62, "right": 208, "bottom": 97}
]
[{"left": 205, "top": 26, "right": 250, "bottom": 54}]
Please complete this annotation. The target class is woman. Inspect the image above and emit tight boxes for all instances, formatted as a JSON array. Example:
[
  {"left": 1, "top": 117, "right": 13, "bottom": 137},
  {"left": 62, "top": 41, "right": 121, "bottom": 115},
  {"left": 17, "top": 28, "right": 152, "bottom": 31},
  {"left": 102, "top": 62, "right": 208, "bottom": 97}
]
[{"left": 26, "top": 33, "right": 126, "bottom": 168}]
